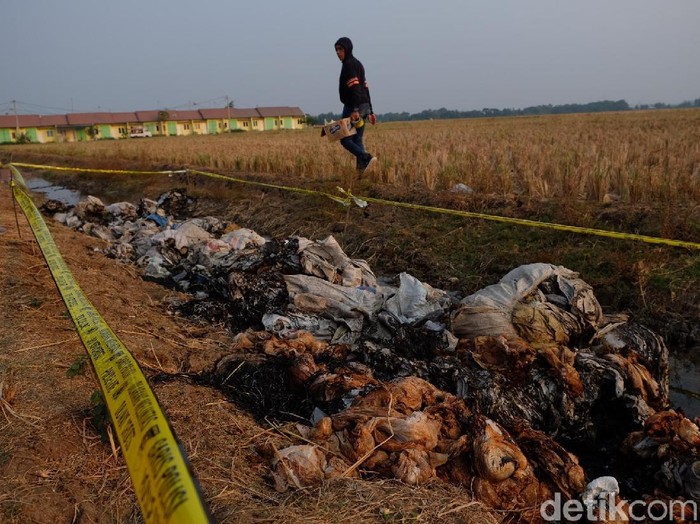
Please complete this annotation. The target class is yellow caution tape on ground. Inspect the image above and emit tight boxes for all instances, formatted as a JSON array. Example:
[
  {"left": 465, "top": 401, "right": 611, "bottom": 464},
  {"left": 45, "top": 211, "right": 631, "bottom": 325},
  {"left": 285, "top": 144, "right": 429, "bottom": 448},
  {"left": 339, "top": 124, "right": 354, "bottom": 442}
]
[
  {"left": 151, "top": 168, "right": 700, "bottom": 250},
  {"left": 354, "top": 193, "right": 700, "bottom": 250},
  {"left": 9, "top": 162, "right": 347, "bottom": 204},
  {"left": 8, "top": 165, "right": 211, "bottom": 524},
  {"left": 187, "top": 168, "right": 351, "bottom": 204},
  {"left": 10, "top": 162, "right": 186, "bottom": 176},
  {"left": 8, "top": 162, "right": 699, "bottom": 249}
]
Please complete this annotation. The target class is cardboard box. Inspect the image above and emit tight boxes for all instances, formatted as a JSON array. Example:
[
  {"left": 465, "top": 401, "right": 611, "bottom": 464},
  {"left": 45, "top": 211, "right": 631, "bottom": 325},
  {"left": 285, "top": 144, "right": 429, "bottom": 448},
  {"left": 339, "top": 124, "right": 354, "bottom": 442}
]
[{"left": 321, "top": 118, "right": 356, "bottom": 142}]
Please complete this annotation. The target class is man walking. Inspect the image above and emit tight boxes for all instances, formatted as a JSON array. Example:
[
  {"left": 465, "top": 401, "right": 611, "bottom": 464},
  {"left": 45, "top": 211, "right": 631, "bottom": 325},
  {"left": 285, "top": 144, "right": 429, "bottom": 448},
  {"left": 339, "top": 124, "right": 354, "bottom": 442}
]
[{"left": 334, "top": 37, "right": 377, "bottom": 175}]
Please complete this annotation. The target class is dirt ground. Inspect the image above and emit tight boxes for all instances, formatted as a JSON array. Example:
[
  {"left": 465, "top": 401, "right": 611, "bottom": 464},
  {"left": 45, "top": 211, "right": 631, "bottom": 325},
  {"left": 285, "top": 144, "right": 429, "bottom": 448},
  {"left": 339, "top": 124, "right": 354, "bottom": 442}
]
[{"left": 0, "top": 171, "right": 503, "bottom": 522}]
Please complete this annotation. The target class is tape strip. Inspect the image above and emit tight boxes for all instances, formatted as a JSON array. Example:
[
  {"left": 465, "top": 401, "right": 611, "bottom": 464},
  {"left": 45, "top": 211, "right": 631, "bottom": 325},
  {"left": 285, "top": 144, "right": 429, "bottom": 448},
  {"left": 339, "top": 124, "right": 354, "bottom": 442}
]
[
  {"left": 8, "top": 165, "right": 211, "bottom": 524},
  {"left": 358, "top": 195, "right": 700, "bottom": 250},
  {"left": 189, "top": 168, "right": 700, "bottom": 250},
  {"left": 10, "top": 162, "right": 186, "bottom": 176},
  {"left": 8, "top": 162, "right": 352, "bottom": 205},
  {"left": 8, "top": 162, "right": 699, "bottom": 249}
]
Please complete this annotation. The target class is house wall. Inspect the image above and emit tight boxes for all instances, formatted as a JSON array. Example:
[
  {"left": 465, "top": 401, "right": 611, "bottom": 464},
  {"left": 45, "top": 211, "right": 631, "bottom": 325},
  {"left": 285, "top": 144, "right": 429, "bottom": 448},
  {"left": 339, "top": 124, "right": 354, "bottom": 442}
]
[
  {"left": 58, "top": 129, "right": 76, "bottom": 143},
  {"left": 288, "top": 116, "right": 305, "bottom": 130},
  {"left": 191, "top": 121, "right": 204, "bottom": 135},
  {"left": 36, "top": 128, "right": 59, "bottom": 143},
  {"left": 171, "top": 121, "right": 198, "bottom": 135},
  {"left": 4, "top": 128, "right": 39, "bottom": 142},
  {"left": 263, "top": 117, "right": 293, "bottom": 130},
  {"left": 98, "top": 125, "right": 113, "bottom": 139},
  {"left": 110, "top": 125, "right": 127, "bottom": 139},
  {"left": 206, "top": 120, "right": 228, "bottom": 134}
]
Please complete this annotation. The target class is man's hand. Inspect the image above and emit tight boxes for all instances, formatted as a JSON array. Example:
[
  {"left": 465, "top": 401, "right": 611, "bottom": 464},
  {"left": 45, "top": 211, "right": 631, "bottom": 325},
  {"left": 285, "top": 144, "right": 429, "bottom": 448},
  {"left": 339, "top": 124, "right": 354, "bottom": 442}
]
[
  {"left": 351, "top": 111, "right": 360, "bottom": 121},
  {"left": 368, "top": 113, "right": 377, "bottom": 125}
]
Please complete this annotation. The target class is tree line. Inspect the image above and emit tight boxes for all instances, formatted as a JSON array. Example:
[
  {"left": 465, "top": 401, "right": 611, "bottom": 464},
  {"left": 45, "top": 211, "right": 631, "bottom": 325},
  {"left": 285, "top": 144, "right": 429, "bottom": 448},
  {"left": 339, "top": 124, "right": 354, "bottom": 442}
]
[{"left": 309, "top": 98, "right": 700, "bottom": 125}]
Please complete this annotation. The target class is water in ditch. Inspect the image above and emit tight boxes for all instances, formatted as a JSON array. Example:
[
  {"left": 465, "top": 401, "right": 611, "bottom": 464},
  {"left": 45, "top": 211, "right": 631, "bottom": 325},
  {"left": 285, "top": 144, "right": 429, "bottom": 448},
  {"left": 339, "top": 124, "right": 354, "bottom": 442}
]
[{"left": 23, "top": 176, "right": 83, "bottom": 206}]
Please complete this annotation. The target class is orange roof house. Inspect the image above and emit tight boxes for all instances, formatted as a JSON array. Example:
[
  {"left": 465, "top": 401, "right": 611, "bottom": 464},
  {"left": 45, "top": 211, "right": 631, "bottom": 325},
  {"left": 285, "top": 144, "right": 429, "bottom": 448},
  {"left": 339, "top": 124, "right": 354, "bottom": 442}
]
[{"left": 0, "top": 106, "right": 307, "bottom": 143}]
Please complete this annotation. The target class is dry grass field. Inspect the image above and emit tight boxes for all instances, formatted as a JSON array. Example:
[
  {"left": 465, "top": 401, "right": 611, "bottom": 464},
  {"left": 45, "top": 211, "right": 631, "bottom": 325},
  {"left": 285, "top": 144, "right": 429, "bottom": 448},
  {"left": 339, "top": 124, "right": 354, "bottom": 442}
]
[{"left": 8, "top": 108, "right": 700, "bottom": 204}]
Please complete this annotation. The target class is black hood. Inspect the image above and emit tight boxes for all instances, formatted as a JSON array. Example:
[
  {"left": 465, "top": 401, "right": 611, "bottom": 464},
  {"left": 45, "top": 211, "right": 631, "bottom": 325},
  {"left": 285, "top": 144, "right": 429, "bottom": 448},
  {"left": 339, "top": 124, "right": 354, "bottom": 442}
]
[{"left": 334, "top": 37, "right": 353, "bottom": 59}]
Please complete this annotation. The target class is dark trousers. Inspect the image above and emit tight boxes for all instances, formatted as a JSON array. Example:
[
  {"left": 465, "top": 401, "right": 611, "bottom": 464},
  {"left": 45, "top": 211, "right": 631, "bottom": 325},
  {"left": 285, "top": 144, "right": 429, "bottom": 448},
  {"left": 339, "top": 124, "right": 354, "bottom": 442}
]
[{"left": 340, "top": 104, "right": 371, "bottom": 168}]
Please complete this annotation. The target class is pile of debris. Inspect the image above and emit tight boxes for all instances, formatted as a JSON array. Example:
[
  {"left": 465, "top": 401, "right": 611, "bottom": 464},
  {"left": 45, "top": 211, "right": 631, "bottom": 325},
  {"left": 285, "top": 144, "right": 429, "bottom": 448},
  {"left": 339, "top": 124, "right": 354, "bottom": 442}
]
[{"left": 43, "top": 190, "right": 700, "bottom": 522}]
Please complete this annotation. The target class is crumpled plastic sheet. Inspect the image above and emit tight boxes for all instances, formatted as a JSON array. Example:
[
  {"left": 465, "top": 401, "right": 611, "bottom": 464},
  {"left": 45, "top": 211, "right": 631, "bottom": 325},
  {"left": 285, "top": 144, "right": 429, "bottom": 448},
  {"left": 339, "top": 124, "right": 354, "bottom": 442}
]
[
  {"left": 221, "top": 227, "right": 266, "bottom": 251},
  {"left": 451, "top": 262, "right": 603, "bottom": 340},
  {"left": 105, "top": 201, "right": 138, "bottom": 221},
  {"left": 297, "top": 235, "right": 377, "bottom": 288},
  {"left": 383, "top": 272, "right": 452, "bottom": 325},
  {"left": 284, "top": 273, "right": 384, "bottom": 326},
  {"left": 263, "top": 312, "right": 339, "bottom": 340},
  {"left": 153, "top": 220, "right": 211, "bottom": 252}
]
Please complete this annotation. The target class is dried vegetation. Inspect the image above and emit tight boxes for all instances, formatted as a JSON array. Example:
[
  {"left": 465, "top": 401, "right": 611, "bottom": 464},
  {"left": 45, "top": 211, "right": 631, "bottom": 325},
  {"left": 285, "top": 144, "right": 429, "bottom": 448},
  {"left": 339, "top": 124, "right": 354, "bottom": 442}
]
[{"left": 8, "top": 108, "right": 700, "bottom": 204}]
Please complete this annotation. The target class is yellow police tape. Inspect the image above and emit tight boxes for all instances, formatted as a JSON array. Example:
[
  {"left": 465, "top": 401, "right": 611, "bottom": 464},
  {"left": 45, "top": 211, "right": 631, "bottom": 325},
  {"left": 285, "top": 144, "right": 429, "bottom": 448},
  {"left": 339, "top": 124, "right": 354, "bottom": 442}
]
[
  {"left": 10, "top": 162, "right": 187, "bottom": 176},
  {"left": 8, "top": 165, "right": 211, "bottom": 524},
  {"left": 9, "top": 162, "right": 700, "bottom": 250},
  {"left": 9, "top": 162, "right": 349, "bottom": 205},
  {"left": 358, "top": 194, "right": 700, "bottom": 250},
  {"left": 189, "top": 169, "right": 700, "bottom": 250}
]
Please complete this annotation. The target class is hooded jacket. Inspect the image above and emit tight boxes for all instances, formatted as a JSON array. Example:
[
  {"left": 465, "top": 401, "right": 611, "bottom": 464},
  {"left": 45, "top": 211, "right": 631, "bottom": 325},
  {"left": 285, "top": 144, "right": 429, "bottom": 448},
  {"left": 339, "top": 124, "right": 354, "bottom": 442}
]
[{"left": 335, "top": 37, "right": 372, "bottom": 113}]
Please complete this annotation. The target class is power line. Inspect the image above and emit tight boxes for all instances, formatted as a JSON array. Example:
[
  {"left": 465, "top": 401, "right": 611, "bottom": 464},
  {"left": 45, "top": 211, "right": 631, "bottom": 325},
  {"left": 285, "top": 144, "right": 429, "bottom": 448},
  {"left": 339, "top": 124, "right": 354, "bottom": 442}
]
[
  {"left": 6, "top": 95, "right": 234, "bottom": 116},
  {"left": 162, "top": 95, "right": 228, "bottom": 110},
  {"left": 12, "top": 100, "right": 82, "bottom": 114}
]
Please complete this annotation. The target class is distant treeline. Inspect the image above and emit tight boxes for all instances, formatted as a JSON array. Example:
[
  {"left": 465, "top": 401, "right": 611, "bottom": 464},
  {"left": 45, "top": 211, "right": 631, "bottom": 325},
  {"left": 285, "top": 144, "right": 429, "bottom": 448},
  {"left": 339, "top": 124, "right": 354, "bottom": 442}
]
[{"left": 310, "top": 98, "right": 700, "bottom": 124}]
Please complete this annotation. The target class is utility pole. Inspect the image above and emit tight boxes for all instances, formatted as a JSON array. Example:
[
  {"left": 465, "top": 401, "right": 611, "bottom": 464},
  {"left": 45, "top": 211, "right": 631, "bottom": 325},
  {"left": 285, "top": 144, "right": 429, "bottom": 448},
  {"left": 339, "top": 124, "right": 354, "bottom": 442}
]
[
  {"left": 226, "top": 95, "right": 231, "bottom": 131},
  {"left": 12, "top": 100, "right": 19, "bottom": 137}
]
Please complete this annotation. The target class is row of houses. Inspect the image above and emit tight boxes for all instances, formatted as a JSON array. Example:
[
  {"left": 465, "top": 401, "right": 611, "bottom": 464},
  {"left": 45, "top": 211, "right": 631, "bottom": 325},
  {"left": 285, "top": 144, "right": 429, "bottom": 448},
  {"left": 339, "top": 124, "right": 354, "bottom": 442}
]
[{"left": 0, "top": 106, "right": 307, "bottom": 144}]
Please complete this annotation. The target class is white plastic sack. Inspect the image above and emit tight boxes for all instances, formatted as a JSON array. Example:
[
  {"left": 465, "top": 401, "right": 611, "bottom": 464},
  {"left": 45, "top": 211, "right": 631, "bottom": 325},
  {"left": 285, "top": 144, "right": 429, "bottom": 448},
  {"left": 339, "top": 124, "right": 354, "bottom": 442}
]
[
  {"left": 284, "top": 274, "right": 383, "bottom": 323},
  {"left": 297, "top": 235, "right": 377, "bottom": 288},
  {"left": 105, "top": 201, "right": 138, "bottom": 221},
  {"left": 451, "top": 263, "right": 602, "bottom": 339},
  {"left": 383, "top": 272, "right": 450, "bottom": 324},
  {"left": 221, "top": 227, "right": 266, "bottom": 250},
  {"left": 152, "top": 221, "right": 211, "bottom": 251}
]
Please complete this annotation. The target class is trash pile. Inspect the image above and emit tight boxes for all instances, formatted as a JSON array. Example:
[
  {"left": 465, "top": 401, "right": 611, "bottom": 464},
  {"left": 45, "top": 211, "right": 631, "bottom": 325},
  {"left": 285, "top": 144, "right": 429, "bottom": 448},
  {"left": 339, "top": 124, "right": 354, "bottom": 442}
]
[{"left": 43, "top": 190, "right": 700, "bottom": 522}]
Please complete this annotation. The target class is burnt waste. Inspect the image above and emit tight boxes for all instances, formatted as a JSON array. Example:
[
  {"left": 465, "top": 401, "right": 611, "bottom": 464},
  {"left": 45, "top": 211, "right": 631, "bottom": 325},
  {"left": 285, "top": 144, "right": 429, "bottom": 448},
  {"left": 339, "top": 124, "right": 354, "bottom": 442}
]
[{"left": 41, "top": 188, "right": 700, "bottom": 522}]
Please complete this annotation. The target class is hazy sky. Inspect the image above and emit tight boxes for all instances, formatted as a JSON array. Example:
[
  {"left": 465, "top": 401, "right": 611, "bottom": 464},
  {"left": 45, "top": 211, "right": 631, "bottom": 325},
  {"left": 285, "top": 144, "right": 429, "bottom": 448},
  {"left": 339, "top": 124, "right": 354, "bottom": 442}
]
[{"left": 2, "top": 1, "right": 699, "bottom": 116}]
